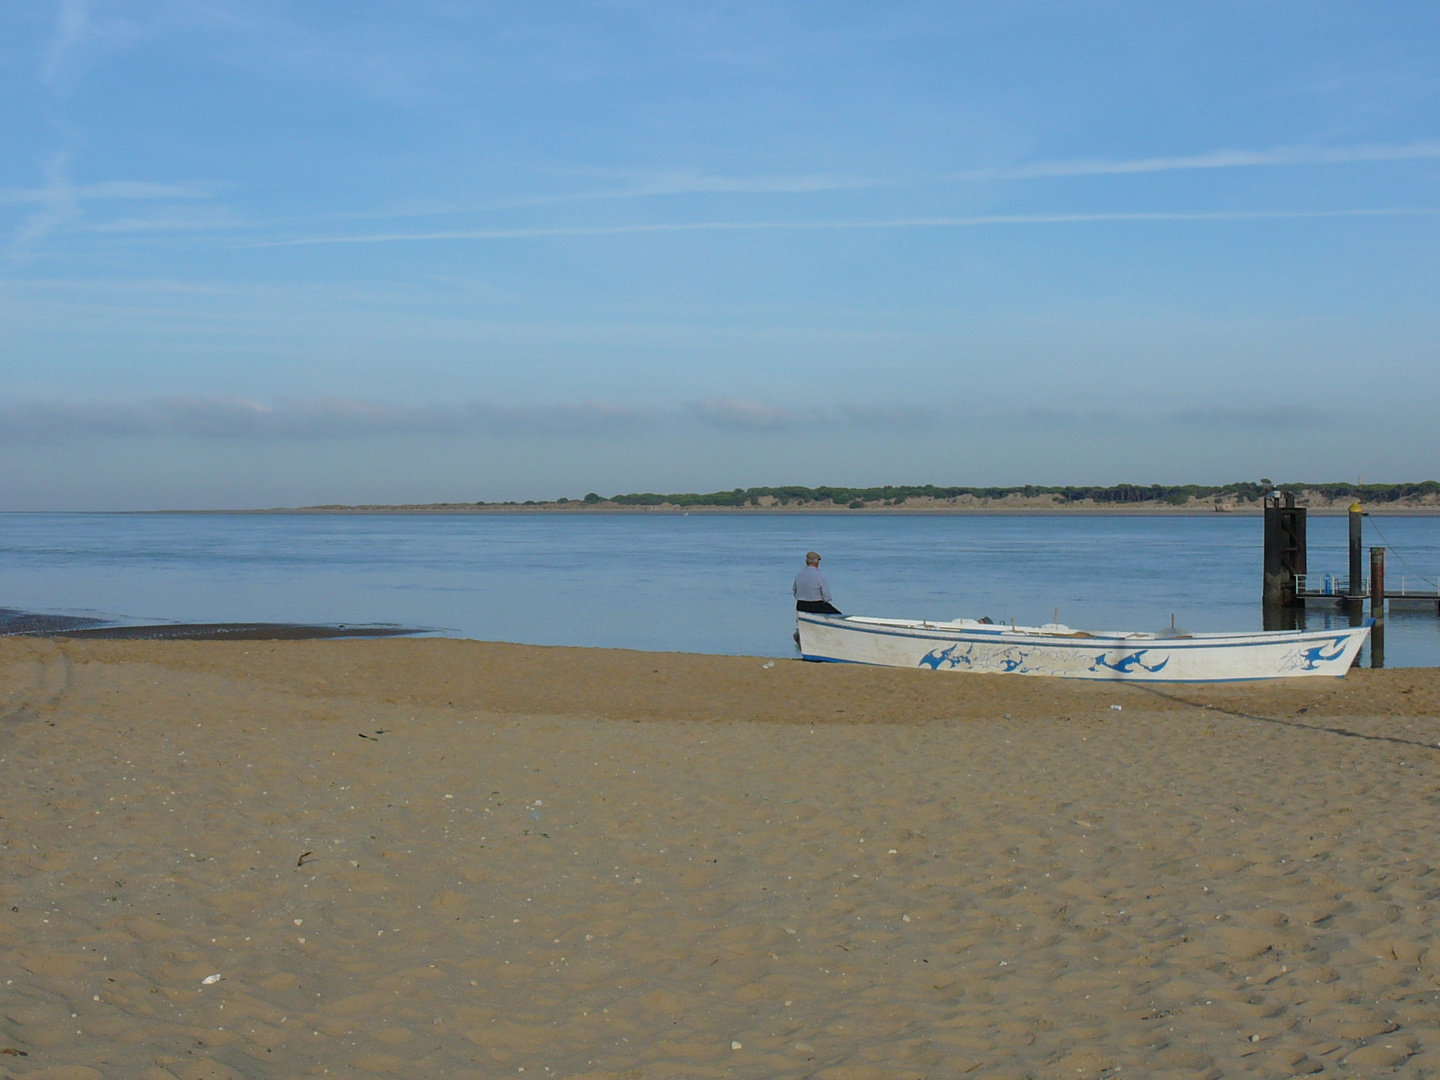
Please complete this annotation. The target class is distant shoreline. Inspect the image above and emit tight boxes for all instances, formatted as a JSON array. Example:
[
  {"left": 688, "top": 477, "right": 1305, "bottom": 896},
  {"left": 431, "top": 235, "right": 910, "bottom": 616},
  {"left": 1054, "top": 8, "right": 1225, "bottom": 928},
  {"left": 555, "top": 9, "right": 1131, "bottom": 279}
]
[
  {"left": 25, "top": 482, "right": 1440, "bottom": 515},
  {"left": 190, "top": 501, "right": 1440, "bottom": 516},
  {"left": 210, "top": 481, "right": 1440, "bottom": 516}
]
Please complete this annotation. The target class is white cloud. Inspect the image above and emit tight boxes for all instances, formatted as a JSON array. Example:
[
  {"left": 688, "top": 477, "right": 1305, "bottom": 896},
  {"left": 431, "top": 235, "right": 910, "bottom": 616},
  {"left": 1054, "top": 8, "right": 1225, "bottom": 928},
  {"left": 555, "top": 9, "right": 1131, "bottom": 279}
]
[
  {"left": 0, "top": 394, "right": 948, "bottom": 441},
  {"left": 243, "top": 206, "right": 1440, "bottom": 248},
  {"left": 689, "top": 398, "right": 807, "bottom": 431},
  {"left": 505, "top": 170, "right": 885, "bottom": 209},
  {"left": 9, "top": 152, "right": 82, "bottom": 259},
  {"left": 839, "top": 403, "right": 936, "bottom": 428},
  {"left": 265, "top": 137, "right": 1440, "bottom": 228},
  {"left": 0, "top": 180, "right": 206, "bottom": 205},
  {"left": 0, "top": 393, "right": 1386, "bottom": 445},
  {"left": 87, "top": 207, "right": 244, "bottom": 233},
  {"left": 1024, "top": 404, "right": 1335, "bottom": 430},
  {"left": 41, "top": 0, "right": 94, "bottom": 90},
  {"left": 0, "top": 396, "right": 658, "bottom": 441},
  {"left": 1170, "top": 405, "right": 1331, "bottom": 430},
  {"left": 2, "top": 158, "right": 215, "bottom": 256},
  {"left": 39, "top": 0, "right": 267, "bottom": 94},
  {"left": 517, "top": 140, "right": 1440, "bottom": 208},
  {"left": 953, "top": 140, "right": 1440, "bottom": 181}
]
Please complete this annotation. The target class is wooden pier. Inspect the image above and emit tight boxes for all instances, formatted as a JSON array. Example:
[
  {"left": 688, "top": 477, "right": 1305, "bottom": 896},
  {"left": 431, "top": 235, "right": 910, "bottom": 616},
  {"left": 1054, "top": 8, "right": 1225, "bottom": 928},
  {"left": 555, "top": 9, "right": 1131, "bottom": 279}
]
[
  {"left": 1265, "top": 493, "right": 1439, "bottom": 614},
  {"left": 1293, "top": 584, "right": 1440, "bottom": 614}
]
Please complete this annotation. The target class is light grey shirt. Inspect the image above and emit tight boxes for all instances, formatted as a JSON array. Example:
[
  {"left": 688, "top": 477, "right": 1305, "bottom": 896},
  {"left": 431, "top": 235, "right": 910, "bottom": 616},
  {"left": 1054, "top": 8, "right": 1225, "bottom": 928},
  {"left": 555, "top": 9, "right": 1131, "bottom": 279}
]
[{"left": 793, "top": 565, "right": 832, "bottom": 603}]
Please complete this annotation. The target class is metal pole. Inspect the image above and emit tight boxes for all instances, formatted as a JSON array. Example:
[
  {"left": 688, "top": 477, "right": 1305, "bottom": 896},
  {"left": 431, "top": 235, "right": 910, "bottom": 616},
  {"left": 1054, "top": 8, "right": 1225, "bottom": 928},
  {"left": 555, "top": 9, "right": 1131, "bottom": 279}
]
[{"left": 1367, "top": 550, "right": 1384, "bottom": 654}]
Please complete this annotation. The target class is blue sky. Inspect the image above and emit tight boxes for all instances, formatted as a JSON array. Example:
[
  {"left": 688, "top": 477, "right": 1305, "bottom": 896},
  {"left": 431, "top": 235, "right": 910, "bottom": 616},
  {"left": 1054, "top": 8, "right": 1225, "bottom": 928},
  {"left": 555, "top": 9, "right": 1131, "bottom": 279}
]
[{"left": 2, "top": 1, "right": 1438, "bottom": 508}]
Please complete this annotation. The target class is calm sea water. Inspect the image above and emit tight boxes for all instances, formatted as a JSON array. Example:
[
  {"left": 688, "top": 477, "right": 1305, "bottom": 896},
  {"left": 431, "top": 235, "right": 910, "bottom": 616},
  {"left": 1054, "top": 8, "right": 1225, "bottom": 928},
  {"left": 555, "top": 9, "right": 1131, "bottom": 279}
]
[{"left": 1, "top": 512, "right": 1438, "bottom": 666}]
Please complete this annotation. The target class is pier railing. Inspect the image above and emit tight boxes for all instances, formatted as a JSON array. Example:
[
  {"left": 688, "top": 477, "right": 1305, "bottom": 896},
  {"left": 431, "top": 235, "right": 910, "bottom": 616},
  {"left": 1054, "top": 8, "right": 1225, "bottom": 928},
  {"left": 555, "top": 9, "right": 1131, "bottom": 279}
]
[
  {"left": 1294, "top": 574, "right": 1367, "bottom": 597},
  {"left": 1295, "top": 574, "right": 1438, "bottom": 599}
]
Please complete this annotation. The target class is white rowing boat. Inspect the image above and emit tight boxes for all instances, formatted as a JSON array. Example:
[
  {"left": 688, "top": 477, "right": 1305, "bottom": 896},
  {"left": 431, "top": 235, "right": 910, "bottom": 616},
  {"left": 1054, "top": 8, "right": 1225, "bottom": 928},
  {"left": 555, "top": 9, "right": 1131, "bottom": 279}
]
[{"left": 796, "top": 613, "right": 1371, "bottom": 681}]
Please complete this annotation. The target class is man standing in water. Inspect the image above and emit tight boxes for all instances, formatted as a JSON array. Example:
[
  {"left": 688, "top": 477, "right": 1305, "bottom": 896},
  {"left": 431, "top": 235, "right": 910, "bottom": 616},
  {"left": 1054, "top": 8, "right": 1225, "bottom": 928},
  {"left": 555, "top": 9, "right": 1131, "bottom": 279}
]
[{"left": 793, "top": 551, "right": 841, "bottom": 615}]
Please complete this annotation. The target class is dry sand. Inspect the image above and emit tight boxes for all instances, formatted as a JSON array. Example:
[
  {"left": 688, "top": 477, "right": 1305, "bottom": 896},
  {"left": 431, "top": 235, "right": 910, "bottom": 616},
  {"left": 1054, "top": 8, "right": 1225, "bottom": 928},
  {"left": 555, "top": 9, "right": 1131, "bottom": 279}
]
[{"left": 4, "top": 637, "right": 1440, "bottom": 1079}]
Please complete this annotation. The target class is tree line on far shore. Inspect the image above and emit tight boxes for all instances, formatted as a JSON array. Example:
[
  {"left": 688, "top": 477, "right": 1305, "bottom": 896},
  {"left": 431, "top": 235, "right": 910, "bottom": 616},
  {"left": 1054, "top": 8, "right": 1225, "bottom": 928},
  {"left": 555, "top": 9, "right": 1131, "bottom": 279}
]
[{"left": 486, "top": 480, "right": 1440, "bottom": 509}]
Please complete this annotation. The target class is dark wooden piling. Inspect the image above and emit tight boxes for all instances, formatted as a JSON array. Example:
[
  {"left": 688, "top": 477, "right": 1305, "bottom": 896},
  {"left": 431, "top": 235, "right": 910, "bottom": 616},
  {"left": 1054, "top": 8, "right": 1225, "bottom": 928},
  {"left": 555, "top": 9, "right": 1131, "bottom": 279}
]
[
  {"left": 1342, "top": 501, "right": 1365, "bottom": 596},
  {"left": 1262, "top": 491, "right": 1306, "bottom": 608},
  {"left": 1370, "top": 546, "right": 1386, "bottom": 617}
]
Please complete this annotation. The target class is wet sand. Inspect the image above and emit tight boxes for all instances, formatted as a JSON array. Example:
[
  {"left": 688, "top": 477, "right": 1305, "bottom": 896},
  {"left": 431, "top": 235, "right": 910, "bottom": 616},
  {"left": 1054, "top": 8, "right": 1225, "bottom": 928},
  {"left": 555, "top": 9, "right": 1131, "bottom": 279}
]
[
  {"left": 4, "top": 637, "right": 1440, "bottom": 1078},
  {"left": 0, "top": 609, "right": 421, "bottom": 641}
]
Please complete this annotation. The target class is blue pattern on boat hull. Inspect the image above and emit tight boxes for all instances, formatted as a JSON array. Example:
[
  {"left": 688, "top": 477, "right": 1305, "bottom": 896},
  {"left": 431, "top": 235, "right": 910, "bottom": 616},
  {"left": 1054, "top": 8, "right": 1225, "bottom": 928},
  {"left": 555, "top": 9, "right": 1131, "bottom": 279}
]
[
  {"left": 918, "top": 643, "right": 974, "bottom": 669},
  {"left": 1089, "top": 650, "right": 1169, "bottom": 675},
  {"left": 801, "top": 614, "right": 1370, "bottom": 681},
  {"left": 922, "top": 644, "right": 1172, "bottom": 676},
  {"left": 920, "top": 642, "right": 1029, "bottom": 672},
  {"left": 1285, "top": 636, "right": 1352, "bottom": 672}
]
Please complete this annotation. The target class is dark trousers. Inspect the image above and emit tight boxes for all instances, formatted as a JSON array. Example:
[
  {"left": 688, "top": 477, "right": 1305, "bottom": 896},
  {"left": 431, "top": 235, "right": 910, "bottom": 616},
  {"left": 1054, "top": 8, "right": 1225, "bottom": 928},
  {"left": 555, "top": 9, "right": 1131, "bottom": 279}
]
[{"left": 796, "top": 599, "right": 842, "bottom": 615}]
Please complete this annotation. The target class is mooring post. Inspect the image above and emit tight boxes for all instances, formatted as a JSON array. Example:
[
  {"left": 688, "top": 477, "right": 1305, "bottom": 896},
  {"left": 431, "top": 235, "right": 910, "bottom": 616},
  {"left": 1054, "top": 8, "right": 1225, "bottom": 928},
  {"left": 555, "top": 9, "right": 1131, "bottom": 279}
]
[
  {"left": 1284, "top": 491, "right": 1305, "bottom": 604},
  {"left": 1369, "top": 544, "right": 1387, "bottom": 667},
  {"left": 1348, "top": 502, "right": 1364, "bottom": 599},
  {"left": 1263, "top": 494, "right": 1284, "bottom": 607},
  {"left": 1262, "top": 490, "right": 1306, "bottom": 608}
]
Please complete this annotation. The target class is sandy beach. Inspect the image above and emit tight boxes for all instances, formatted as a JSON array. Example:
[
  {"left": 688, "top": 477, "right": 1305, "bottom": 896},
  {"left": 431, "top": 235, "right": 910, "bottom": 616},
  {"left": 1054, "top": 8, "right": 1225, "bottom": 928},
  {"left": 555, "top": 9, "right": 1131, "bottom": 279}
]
[{"left": 4, "top": 637, "right": 1440, "bottom": 1079}]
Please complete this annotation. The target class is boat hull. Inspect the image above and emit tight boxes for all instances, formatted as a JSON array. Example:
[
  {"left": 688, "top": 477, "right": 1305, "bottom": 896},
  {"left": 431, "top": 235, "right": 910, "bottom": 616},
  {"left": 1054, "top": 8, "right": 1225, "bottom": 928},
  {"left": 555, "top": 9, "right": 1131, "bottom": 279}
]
[{"left": 797, "top": 614, "right": 1370, "bottom": 681}]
